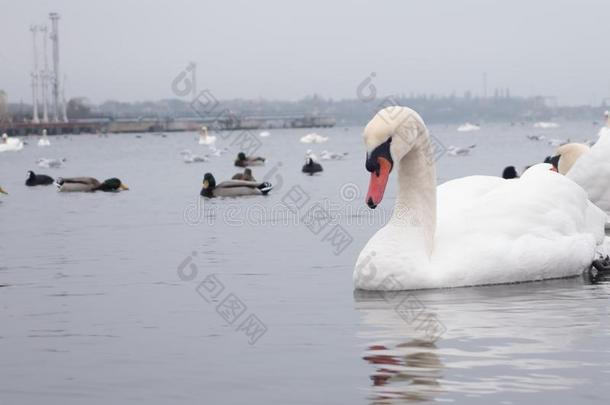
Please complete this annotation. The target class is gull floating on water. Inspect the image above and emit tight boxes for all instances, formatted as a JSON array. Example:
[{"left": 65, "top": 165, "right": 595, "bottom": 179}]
[
  {"left": 207, "top": 145, "right": 228, "bottom": 157},
  {"left": 300, "top": 133, "right": 329, "bottom": 143},
  {"left": 180, "top": 149, "right": 208, "bottom": 163},
  {"left": 533, "top": 121, "right": 560, "bottom": 129},
  {"left": 320, "top": 150, "right": 348, "bottom": 160},
  {"left": 36, "top": 158, "right": 66, "bottom": 168},
  {"left": 456, "top": 123, "right": 480, "bottom": 132},
  {"left": 447, "top": 144, "right": 476, "bottom": 156}
]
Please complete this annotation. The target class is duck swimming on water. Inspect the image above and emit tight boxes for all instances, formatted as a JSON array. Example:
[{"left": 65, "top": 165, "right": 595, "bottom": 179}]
[
  {"left": 200, "top": 173, "right": 272, "bottom": 198},
  {"left": 302, "top": 157, "right": 323, "bottom": 175},
  {"left": 56, "top": 177, "right": 129, "bottom": 192},
  {"left": 234, "top": 152, "right": 266, "bottom": 167},
  {"left": 232, "top": 168, "right": 256, "bottom": 181},
  {"left": 26, "top": 171, "right": 54, "bottom": 186},
  {"left": 501, "top": 166, "right": 519, "bottom": 179}
]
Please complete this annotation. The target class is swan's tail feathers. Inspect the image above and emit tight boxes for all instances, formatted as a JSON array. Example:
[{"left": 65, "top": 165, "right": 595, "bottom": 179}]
[{"left": 257, "top": 182, "right": 273, "bottom": 195}]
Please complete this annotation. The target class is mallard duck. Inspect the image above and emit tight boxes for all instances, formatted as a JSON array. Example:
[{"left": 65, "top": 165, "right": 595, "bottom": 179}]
[
  {"left": 234, "top": 152, "right": 265, "bottom": 167},
  {"left": 200, "top": 173, "right": 272, "bottom": 198},
  {"left": 302, "top": 158, "right": 323, "bottom": 175},
  {"left": 26, "top": 171, "right": 54, "bottom": 186},
  {"left": 231, "top": 168, "right": 256, "bottom": 181},
  {"left": 56, "top": 177, "right": 129, "bottom": 192}
]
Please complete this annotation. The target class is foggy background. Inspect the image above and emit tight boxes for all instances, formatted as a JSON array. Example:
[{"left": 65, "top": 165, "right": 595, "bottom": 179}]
[{"left": 1, "top": 0, "right": 609, "bottom": 105}]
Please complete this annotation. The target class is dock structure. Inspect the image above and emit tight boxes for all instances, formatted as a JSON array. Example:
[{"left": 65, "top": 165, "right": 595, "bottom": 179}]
[{"left": 0, "top": 114, "right": 336, "bottom": 135}]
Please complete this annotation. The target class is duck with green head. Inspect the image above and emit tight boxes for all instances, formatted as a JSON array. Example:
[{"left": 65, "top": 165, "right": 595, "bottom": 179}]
[{"left": 200, "top": 173, "right": 272, "bottom": 198}]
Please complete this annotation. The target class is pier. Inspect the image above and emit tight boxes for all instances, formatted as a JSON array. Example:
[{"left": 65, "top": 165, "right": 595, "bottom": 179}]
[{"left": 0, "top": 114, "right": 336, "bottom": 135}]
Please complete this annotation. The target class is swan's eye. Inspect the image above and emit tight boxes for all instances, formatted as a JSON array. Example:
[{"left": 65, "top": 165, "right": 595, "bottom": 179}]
[
  {"left": 366, "top": 155, "right": 380, "bottom": 174},
  {"left": 365, "top": 137, "right": 393, "bottom": 175}
]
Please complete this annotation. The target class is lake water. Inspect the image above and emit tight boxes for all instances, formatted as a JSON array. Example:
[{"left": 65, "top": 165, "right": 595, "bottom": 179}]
[{"left": 1, "top": 121, "right": 609, "bottom": 404}]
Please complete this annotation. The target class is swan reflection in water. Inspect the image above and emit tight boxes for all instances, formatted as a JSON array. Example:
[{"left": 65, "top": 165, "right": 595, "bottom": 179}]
[
  {"left": 354, "top": 290, "right": 446, "bottom": 403},
  {"left": 363, "top": 339, "right": 443, "bottom": 403},
  {"left": 354, "top": 274, "right": 609, "bottom": 404}
]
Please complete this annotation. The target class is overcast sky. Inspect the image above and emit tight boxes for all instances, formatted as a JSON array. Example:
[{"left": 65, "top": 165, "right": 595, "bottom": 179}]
[{"left": 1, "top": 0, "right": 609, "bottom": 105}]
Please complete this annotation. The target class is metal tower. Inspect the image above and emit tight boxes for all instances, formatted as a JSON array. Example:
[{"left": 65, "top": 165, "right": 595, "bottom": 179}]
[
  {"left": 49, "top": 12, "right": 61, "bottom": 122},
  {"left": 30, "top": 25, "right": 40, "bottom": 123},
  {"left": 40, "top": 25, "right": 49, "bottom": 123}
]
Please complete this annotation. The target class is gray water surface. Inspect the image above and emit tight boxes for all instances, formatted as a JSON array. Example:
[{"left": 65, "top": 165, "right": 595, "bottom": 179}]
[{"left": 1, "top": 122, "right": 609, "bottom": 404}]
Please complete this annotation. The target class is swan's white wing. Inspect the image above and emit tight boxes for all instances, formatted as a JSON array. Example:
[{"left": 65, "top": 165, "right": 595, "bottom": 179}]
[
  {"left": 567, "top": 133, "right": 610, "bottom": 214},
  {"left": 433, "top": 169, "right": 605, "bottom": 288}
]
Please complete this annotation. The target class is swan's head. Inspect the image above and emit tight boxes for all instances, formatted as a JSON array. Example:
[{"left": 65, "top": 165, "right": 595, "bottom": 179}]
[
  {"left": 363, "top": 107, "right": 423, "bottom": 208},
  {"left": 549, "top": 143, "right": 590, "bottom": 174}
]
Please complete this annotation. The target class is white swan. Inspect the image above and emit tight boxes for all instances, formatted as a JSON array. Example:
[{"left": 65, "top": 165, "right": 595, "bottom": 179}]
[
  {"left": 300, "top": 133, "right": 329, "bottom": 143},
  {"left": 0, "top": 133, "right": 24, "bottom": 152},
  {"left": 550, "top": 136, "right": 610, "bottom": 215},
  {"left": 37, "top": 129, "right": 51, "bottom": 146},
  {"left": 354, "top": 107, "right": 606, "bottom": 290},
  {"left": 456, "top": 123, "right": 480, "bottom": 132},
  {"left": 198, "top": 126, "right": 216, "bottom": 145},
  {"left": 534, "top": 121, "right": 560, "bottom": 129}
]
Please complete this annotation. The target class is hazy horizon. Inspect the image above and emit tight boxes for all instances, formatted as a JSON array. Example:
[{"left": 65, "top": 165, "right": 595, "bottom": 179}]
[{"left": 2, "top": 0, "right": 610, "bottom": 106}]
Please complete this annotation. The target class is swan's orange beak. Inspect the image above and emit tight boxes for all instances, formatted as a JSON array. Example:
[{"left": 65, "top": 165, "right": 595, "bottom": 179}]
[{"left": 366, "top": 157, "right": 392, "bottom": 209}]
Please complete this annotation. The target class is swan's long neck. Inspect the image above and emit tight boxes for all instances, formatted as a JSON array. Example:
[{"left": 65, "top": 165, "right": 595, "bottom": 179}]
[{"left": 391, "top": 124, "right": 437, "bottom": 255}]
